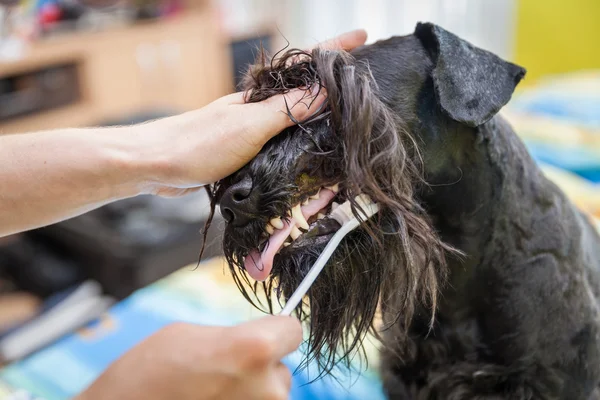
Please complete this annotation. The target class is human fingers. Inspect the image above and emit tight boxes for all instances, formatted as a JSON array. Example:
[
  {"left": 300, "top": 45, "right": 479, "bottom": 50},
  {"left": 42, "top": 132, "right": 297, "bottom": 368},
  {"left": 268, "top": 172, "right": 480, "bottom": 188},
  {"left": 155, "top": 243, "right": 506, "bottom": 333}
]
[
  {"left": 235, "top": 316, "right": 303, "bottom": 361},
  {"left": 265, "top": 362, "right": 293, "bottom": 400},
  {"left": 219, "top": 29, "right": 366, "bottom": 106},
  {"left": 307, "top": 29, "right": 368, "bottom": 51},
  {"left": 275, "top": 362, "right": 292, "bottom": 393},
  {"left": 248, "top": 363, "right": 292, "bottom": 400},
  {"left": 240, "top": 86, "right": 327, "bottom": 143}
]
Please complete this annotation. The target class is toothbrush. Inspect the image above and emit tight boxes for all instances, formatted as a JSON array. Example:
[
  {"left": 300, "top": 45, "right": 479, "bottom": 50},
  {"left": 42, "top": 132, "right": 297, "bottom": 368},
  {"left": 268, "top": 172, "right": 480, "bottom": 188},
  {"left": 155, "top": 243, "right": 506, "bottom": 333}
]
[{"left": 279, "top": 194, "right": 380, "bottom": 316}]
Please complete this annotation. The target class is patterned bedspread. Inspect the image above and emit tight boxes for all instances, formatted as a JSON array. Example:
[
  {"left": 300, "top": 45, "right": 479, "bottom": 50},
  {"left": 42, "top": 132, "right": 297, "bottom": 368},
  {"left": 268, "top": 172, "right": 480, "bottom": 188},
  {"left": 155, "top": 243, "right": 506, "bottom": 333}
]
[
  {"left": 0, "top": 257, "right": 388, "bottom": 400},
  {"left": 504, "top": 70, "right": 600, "bottom": 223},
  {"left": 0, "top": 70, "right": 598, "bottom": 400}
]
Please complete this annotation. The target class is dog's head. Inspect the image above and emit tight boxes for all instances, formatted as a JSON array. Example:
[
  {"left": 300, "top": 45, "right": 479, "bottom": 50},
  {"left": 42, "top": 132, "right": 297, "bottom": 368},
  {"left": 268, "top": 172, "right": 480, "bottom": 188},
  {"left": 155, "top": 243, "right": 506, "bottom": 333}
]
[{"left": 206, "top": 23, "right": 525, "bottom": 372}]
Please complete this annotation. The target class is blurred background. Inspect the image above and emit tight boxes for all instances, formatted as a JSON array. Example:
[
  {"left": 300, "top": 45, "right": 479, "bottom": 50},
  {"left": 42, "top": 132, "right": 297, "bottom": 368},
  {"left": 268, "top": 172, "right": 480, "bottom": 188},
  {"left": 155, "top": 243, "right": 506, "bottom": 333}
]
[{"left": 0, "top": 0, "right": 598, "bottom": 393}]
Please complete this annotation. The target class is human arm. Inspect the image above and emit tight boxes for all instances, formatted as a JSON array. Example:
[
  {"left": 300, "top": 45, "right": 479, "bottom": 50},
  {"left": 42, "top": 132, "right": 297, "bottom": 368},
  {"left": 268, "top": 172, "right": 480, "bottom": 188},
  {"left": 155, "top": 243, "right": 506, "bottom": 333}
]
[
  {"left": 0, "top": 90, "right": 322, "bottom": 237},
  {"left": 0, "top": 29, "right": 367, "bottom": 237}
]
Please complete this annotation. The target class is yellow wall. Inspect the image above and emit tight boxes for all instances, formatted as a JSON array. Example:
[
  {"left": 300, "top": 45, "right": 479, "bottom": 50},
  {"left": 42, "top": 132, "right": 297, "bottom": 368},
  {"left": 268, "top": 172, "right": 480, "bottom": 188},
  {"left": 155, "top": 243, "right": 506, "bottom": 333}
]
[{"left": 514, "top": 0, "right": 600, "bottom": 84}]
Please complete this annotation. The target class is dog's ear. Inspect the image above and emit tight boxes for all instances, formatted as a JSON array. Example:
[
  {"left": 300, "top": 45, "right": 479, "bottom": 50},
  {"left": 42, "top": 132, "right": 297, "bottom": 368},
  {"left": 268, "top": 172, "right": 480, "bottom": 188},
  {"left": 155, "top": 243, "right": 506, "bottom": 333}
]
[{"left": 414, "top": 22, "right": 526, "bottom": 127}]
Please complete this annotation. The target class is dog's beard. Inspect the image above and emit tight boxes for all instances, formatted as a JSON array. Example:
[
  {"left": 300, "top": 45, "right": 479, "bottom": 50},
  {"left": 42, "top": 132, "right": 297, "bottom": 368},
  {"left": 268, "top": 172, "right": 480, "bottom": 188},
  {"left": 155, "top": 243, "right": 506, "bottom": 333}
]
[{"left": 204, "top": 46, "right": 455, "bottom": 375}]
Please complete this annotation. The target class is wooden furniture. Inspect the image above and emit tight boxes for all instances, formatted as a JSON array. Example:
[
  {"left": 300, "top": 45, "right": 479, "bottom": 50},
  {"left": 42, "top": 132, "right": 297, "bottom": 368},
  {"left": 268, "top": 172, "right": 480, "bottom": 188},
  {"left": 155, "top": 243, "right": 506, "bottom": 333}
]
[{"left": 0, "top": 5, "right": 233, "bottom": 134}]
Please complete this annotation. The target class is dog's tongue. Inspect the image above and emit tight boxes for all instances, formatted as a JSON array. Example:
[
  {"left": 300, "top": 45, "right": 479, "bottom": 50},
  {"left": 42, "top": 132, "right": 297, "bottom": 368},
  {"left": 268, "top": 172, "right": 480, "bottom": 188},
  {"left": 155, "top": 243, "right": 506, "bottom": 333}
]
[
  {"left": 244, "top": 220, "right": 294, "bottom": 281},
  {"left": 243, "top": 189, "right": 337, "bottom": 281}
]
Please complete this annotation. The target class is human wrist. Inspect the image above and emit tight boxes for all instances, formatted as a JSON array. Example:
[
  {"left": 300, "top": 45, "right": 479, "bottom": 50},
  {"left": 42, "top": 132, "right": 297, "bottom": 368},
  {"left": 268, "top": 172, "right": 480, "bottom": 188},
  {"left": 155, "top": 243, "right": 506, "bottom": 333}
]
[
  {"left": 82, "top": 125, "right": 159, "bottom": 199},
  {"left": 125, "top": 117, "right": 182, "bottom": 193}
]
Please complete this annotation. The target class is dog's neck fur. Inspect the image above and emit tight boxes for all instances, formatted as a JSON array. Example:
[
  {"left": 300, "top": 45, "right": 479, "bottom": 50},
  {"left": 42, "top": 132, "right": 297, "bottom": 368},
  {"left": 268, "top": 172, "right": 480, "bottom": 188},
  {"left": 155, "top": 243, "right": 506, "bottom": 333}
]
[
  {"left": 399, "top": 67, "right": 600, "bottom": 376},
  {"left": 418, "top": 115, "right": 524, "bottom": 312}
]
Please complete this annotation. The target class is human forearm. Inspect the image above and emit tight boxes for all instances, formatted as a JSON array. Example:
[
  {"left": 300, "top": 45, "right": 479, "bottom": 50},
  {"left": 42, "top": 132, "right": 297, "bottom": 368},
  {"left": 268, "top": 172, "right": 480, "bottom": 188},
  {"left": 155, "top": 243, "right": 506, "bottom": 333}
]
[
  {"left": 0, "top": 86, "right": 326, "bottom": 237},
  {"left": 0, "top": 127, "right": 148, "bottom": 237}
]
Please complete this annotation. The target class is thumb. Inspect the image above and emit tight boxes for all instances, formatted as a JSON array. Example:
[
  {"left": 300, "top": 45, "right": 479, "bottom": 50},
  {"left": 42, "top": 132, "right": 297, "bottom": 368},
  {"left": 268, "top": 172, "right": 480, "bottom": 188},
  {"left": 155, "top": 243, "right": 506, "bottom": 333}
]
[
  {"left": 237, "top": 316, "right": 304, "bottom": 359},
  {"left": 244, "top": 87, "right": 328, "bottom": 143}
]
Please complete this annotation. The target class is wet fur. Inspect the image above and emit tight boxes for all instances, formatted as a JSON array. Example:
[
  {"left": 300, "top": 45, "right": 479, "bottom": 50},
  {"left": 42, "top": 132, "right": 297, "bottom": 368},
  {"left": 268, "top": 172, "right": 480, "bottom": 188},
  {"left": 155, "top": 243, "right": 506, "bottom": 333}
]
[
  {"left": 207, "top": 23, "right": 600, "bottom": 399},
  {"left": 210, "top": 44, "right": 453, "bottom": 374}
]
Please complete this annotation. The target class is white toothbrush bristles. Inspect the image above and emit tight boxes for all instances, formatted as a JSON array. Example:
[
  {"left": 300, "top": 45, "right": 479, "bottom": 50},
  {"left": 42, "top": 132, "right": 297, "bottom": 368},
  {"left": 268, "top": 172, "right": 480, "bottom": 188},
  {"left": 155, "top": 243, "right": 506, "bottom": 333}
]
[{"left": 279, "top": 194, "right": 379, "bottom": 316}]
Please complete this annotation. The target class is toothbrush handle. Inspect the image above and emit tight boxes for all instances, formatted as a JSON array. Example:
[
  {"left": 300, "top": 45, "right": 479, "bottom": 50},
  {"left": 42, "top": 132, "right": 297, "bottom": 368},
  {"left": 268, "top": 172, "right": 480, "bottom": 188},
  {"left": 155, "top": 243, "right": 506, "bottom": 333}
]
[{"left": 279, "top": 219, "right": 360, "bottom": 316}]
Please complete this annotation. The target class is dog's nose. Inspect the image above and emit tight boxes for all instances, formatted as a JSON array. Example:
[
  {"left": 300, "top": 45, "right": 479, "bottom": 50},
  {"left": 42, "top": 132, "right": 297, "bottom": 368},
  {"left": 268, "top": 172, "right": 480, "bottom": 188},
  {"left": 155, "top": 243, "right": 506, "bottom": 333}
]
[{"left": 219, "top": 175, "right": 260, "bottom": 227}]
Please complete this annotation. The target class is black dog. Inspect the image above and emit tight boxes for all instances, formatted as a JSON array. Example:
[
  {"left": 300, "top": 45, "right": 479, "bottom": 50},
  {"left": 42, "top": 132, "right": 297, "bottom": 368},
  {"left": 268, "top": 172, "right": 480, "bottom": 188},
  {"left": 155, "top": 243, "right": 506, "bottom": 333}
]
[{"left": 208, "top": 22, "right": 600, "bottom": 399}]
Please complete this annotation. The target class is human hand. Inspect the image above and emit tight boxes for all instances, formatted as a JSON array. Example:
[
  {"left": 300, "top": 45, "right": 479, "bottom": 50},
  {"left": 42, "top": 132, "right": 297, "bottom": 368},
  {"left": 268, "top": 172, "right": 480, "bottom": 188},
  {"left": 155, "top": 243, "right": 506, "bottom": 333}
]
[
  {"left": 76, "top": 316, "right": 303, "bottom": 400},
  {"left": 132, "top": 29, "right": 367, "bottom": 197}
]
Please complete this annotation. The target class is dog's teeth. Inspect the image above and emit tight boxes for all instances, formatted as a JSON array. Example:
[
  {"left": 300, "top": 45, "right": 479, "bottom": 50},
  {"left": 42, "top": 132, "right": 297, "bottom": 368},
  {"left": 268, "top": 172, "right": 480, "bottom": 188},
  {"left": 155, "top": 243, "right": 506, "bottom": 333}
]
[
  {"left": 266, "top": 224, "right": 275, "bottom": 235},
  {"left": 270, "top": 217, "right": 284, "bottom": 229},
  {"left": 290, "top": 226, "right": 302, "bottom": 240},
  {"left": 317, "top": 213, "right": 326, "bottom": 219},
  {"left": 303, "top": 198, "right": 310, "bottom": 206},
  {"left": 283, "top": 242, "right": 291, "bottom": 247},
  {"left": 327, "top": 184, "right": 339, "bottom": 193},
  {"left": 331, "top": 202, "right": 340, "bottom": 210},
  {"left": 291, "top": 204, "right": 309, "bottom": 230},
  {"left": 310, "top": 189, "right": 320, "bottom": 200}
]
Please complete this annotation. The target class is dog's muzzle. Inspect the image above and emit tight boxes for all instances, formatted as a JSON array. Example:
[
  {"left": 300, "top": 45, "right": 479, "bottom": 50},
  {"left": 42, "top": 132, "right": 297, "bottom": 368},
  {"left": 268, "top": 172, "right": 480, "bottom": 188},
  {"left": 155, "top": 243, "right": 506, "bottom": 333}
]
[{"left": 219, "top": 179, "right": 343, "bottom": 281}]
